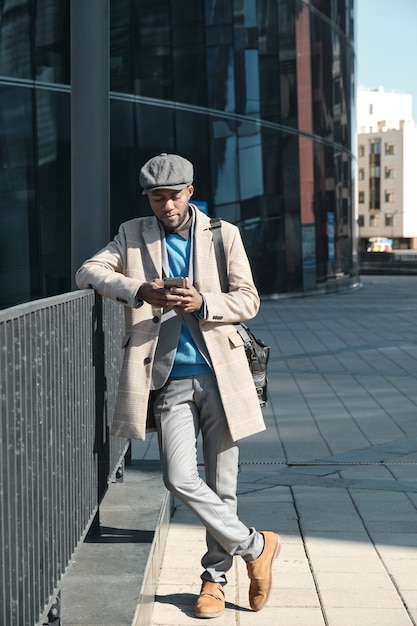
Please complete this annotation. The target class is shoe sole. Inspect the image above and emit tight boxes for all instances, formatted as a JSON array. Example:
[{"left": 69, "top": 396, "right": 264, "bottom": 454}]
[
  {"left": 252, "top": 532, "right": 282, "bottom": 612},
  {"left": 194, "top": 608, "right": 225, "bottom": 619}
]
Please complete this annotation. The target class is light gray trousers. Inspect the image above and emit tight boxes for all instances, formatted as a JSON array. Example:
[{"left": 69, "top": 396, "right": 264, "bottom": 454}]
[{"left": 152, "top": 372, "right": 263, "bottom": 584}]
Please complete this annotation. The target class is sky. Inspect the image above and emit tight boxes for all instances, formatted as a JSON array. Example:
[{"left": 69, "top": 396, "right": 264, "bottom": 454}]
[{"left": 356, "top": 0, "right": 417, "bottom": 123}]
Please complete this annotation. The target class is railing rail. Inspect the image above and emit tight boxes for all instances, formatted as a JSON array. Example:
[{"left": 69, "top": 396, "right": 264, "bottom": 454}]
[
  {"left": 0, "top": 290, "right": 128, "bottom": 626},
  {"left": 360, "top": 251, "right": 417, "bottom": 274}
]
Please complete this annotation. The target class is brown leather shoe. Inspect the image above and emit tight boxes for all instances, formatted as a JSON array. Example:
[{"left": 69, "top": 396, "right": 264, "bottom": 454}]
[
  {"left": 246, "top": 531, "right": 281, "bottom": 611},
  {"left": 194, "top": 581, "right": 225, "bottom": 619}
]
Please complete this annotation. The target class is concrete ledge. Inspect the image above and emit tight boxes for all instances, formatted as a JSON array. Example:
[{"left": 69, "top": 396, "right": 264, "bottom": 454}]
[
  {"left": 60, "top": 461, "right": 171, "bottom": 626},
  {"left": 133, "top": 479, "right": 172, "bottom": 626}
]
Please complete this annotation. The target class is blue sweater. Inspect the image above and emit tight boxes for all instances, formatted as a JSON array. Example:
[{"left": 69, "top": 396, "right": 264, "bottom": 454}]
[{"left": 166, "top": 233, "right": 211, "bottom": 378}]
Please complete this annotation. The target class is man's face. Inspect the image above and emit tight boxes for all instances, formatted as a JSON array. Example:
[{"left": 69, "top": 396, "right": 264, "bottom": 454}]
[{"left": 148, "top": 186, "right": 194, "bottom": 233}]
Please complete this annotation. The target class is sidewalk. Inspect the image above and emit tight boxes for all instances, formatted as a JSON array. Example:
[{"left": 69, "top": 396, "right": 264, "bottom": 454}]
[{"left": 142, "top": 275, "right": 417, "bottom": 626}]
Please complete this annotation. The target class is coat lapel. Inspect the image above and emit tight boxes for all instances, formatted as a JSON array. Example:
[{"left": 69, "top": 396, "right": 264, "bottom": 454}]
[
  {"left": 192, "top": 207, "right": 213, "bottom": 292},
  {"left": 142, "top": 217, "right": 164, "bottom": 279}
]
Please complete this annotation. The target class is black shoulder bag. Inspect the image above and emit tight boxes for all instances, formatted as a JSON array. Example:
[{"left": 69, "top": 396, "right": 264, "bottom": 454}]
[{"left": 210, "top": 218, "right": 270, "bottom": 408}]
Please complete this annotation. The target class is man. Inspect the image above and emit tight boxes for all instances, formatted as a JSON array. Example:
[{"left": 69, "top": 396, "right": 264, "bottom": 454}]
[{"left": 76, "top": 153, "right": 281, "bottom": 618}]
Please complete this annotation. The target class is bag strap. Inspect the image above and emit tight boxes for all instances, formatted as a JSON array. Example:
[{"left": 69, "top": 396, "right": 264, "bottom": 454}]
[
  {"left": 210, "top": 219, "right": 257, "bottom": 357},
  {"left": 210, "top": 218, "right": 228, "bottom": 293}
]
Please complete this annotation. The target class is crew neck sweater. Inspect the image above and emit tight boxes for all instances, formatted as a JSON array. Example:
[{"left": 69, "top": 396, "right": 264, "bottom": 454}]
[{"left": 165, "top": 232, "right": 211, "bottom": 378}]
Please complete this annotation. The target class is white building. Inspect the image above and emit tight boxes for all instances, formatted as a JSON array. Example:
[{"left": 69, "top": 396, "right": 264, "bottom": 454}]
[{"left": 357, "top": 87, "right": 417, "bottom": 250}]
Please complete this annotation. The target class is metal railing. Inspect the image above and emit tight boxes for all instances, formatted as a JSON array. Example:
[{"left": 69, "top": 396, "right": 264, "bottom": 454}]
[
  {"left": 360, "top": 250, "right": 417, "bottom": 274},
  {"left": 0, "top": 290, "right": 128, "bottom": 626}
]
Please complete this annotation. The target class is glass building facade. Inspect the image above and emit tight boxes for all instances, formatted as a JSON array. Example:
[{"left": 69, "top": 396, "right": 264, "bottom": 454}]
[{"left": 0, "top": 0, "right": 357, "bottom": 309}]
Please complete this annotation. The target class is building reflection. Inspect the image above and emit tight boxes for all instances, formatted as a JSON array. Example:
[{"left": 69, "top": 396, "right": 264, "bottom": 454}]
[{"left": 0, "top": 0, "right": 357, "bottom": 308}]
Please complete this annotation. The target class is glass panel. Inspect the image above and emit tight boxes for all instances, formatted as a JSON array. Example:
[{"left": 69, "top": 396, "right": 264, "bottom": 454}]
[
  {"left": 257, "top": 0, "right": 278, "bottom": 54},
  {"left": 173, "top": 44, "right": 206, "bottom": 105},
  {"left": 0, "top": 86, "right": 36, "bottom": 308},
  {"left": 172, "top": 17, "right": 204, "bottom": 46},
  {"left": 309, "top": 10, "right": 353, "bottom": 153},
  {"left": 259, "top": 55, "right": 280, "bottom": 121},
  {"left": 110, "top": 0, "right": 132, "bottom": 92},
  {"left": 277, "top": 0, "right": 297, "bottom": 127},
  {"left": 110, "top": 99, "right": 139, "bottom": 228},
  {"left": 174, "top": 109, "right": 210, "bottom": 209},
  {"left": 206, "top": 46, "right": 235, "bottom": 112},
  {"left": 239, "top": 210, "right": 297, "bottom": 294},
  {"left": 244, "top": 49, "right": 260, "bottom": 115},
  {"left": 310, "top": 0, "right": 331, "bottom": 18},
  {"left": 204, "top": 0, "right": 232, "bottom": 26},
  {"left": 0, "top": 0, "right": 32, "bottom": 79},
  {"left": 34, "top": 0, "right": 70, "bottom": 83},
  {"left": 238, "top": 122, "right": 263, "bottom": 200},
  {"left": 213, "top": 202, "right": 239, "bottom": 223},
  {"left": 36, "top": 89, "right": 71, "bottom": 296},
  {"left": 172, "top": 0, "right": 203, "bottom": 25},
  {"left": 210, "top": 118, "right": 238, "bottom": 206},
  {"left": 205, "top": 24, "right": 233, "bottom": 47},
  {"left": 262, "top": 131, "right": 284, "bottom": 197},
  {"left": 130, "top": 0, "right": 173, "bottom": 99},
  {"left": 132, "top": 44, "right": 173, "bottom": 99},
  {"left": 310, "top": 12, "right": 333, "bottom": 141},
  {"left": 244, "top": 0, "right": 257, "bottom": 27}
]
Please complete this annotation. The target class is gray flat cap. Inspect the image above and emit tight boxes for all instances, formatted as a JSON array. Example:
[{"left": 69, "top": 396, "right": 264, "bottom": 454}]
[{"left": 140, "top": 153, "right": 194, "bottom": 194}]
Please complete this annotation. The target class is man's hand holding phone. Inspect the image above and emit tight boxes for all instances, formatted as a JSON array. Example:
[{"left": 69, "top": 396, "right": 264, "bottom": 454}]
[
  {"left": 136, "top": 277, "right": 202, "bottom": 312},
  {"left": 164, "top": 277, "right": 202, "bottom": 313}
]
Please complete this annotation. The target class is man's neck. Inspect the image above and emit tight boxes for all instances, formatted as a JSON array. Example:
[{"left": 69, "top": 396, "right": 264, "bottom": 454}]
[{"left": 164, "top": 208, "right": 192, "bottom": 237}]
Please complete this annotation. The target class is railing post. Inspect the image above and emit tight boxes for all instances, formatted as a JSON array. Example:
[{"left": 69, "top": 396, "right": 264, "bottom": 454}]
[{"left": 93, "top": 293, "right": 110, "bottom": 508}]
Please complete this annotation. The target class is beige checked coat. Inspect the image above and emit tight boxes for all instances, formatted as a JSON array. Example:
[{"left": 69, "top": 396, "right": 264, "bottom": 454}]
[{"left": 76, "top": 206, "right": 265, "bottom": 442}]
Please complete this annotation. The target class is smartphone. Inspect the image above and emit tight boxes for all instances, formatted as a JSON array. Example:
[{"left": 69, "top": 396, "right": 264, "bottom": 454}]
[{"left": 163, "top": 277, "right": 185, "bottom": 288}]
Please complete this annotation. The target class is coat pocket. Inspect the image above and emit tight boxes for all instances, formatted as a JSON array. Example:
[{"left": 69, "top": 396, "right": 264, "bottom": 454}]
[{"left": 227, "top": 331, "right": 245, "bottom": 348}]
